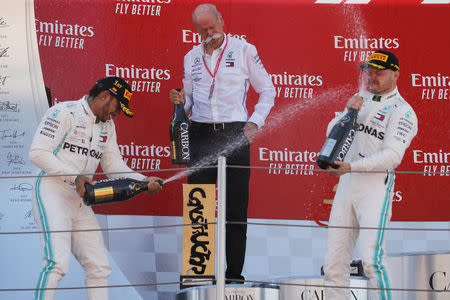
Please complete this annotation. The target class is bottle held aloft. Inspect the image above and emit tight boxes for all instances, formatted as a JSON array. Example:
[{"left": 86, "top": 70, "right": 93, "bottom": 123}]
[
  {"left": 316, "top": 109, "right": 359, "bottom": 170},
  {"left": 170, "top": 89, "right": 190, "bottom": 165},
  {"left": 83, "top": 178, "right": 163, "bottom": 206}
]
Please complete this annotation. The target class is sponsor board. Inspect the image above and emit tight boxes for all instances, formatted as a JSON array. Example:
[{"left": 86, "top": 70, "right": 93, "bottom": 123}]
[
  {"left": 182, "top": 29, "right": 247, "bottom": 44},
  {"left": 32, "top": 0, "right": 450, "bottom": 221},
  {"left": 270, "top": 72, "right": 323, "bottom": 100},
  {"left": 411, "top": 73, "right": 450, "bottom": 100},
  {"left": 259, "top": 147, "right": 318, "bottom": 175},
  {"left": 317, "top": 0, "right": 450, "bottom": 4},
  {"left": 413, "top": 149, "right": 450, "bottom": 176},
  {"left": 181, "top": 184, "right": 216, "bottom": 289},
  {"left": 113, "top": 0, "right": 172, "bottom": 16},
  {"left": 119, "top": 142, "right": 170, "bottom": 171},
  {"left": 333, "top": 35, "right": 399, "bottom": 62},
  {"left": 36, "top": 19, "right": 94, "bottom": 49},
  {"left": 105, "top": 63, "right": 171, "bottom": 93}
]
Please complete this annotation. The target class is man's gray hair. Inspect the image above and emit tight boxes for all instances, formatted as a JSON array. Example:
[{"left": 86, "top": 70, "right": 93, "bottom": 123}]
[{"left": 192, "top": 4, "right": 222, "bottom": 24}]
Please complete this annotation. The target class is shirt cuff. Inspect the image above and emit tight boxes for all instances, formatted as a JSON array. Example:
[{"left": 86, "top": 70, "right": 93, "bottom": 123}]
[
  {"left": 248, "top": 113, "right": 264, "bottom": 129},
  {"left": 65, "top": 175, "right": 77, "bottom": 185}
]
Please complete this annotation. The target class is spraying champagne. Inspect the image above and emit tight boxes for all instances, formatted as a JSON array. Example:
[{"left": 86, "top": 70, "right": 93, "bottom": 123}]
[{"left": 83, "top": 178, "right": 163, "bottom": 206}]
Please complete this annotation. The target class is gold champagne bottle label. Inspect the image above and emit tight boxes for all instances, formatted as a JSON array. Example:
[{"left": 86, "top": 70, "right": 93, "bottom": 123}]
[{"left": 94, "top": 186, "right": 114, "bottom": 202}]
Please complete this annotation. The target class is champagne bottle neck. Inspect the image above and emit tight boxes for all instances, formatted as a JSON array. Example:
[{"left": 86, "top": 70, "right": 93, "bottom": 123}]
[
  {"left": 347, "top": 108, "right": 360, "bottom": 120},
  {"left": 174, "top": 103, "right": 186, "bottom": 117}
]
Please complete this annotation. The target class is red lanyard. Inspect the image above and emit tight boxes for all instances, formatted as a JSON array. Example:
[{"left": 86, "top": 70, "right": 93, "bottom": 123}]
[{"left": 202, "top": 36, "right": 228, "bottom": 99}]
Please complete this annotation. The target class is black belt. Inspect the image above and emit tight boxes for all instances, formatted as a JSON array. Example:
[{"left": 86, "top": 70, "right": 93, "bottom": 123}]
[{"left": 191, "top": 121, "right": 246, "bottom": 131}]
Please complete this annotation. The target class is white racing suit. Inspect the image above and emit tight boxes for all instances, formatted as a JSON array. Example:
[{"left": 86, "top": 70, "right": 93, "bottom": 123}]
[
  {"left": 29, "top": 97, "right": 145, "bottom": 300},
  {"left": 323, "top": 88, "right": 418, "bottom": 300}
]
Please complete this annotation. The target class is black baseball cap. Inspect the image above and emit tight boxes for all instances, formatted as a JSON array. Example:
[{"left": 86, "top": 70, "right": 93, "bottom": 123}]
[
  {"left": 360, "top": 50, "right": 399, "bottom": 71},
  {"left": 96, "top": 76, "right": 134, "bottom": 117}
]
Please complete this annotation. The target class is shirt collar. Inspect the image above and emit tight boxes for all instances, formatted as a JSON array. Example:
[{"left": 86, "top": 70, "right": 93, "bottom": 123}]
[
  {"left": 81, "top": 96, "right": 96, "bottom": 121},
  {"left": 201, "top": 33, "right": 227, "bottom": 56}
]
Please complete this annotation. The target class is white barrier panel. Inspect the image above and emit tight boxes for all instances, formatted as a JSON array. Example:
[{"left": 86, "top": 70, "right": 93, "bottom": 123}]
[{"left": 387, "top": 251, "right": 450, "bottom": 300}]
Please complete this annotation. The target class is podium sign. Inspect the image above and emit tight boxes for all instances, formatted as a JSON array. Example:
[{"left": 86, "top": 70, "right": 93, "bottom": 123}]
[
  {"left": 277, "top": 277, "right": 367, "bottom": 300},
  {"left": 180, "top": 184, "right": 216, "bottom": 289}
]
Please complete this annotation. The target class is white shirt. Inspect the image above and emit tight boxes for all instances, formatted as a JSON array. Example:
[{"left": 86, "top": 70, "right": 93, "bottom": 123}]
[{"left": 182, "top": 34, "right": 276, "bottom": 128}]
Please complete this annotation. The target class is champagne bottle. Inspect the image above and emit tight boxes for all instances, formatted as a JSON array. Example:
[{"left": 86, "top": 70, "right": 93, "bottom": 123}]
[
  {"left": 170, "top": 89, "right": 190, "bottom": 165},
  {"left": 316, "top": 109, "right": 359, "bottom": 170},
  {"left": 83, "top": 178, "right": 163, "bottom": 206}
]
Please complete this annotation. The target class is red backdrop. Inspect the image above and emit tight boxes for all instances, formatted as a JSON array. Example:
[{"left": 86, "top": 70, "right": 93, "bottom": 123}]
[{"left": 34, "top": 0, "right": 450, "bottom": 222}]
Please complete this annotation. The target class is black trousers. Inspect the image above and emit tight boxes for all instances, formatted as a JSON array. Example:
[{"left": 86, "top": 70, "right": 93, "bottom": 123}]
[{"left": 187, "top": 121, "right": 250, "bottom": 281}]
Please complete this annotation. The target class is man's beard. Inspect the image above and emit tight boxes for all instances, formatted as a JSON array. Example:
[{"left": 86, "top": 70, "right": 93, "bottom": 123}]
[
  {"left": 368, "top": 81, "right": 382, "bottom": 94},
  {"left": 203, "top": 33, "right": 223, "bottom": 45}
]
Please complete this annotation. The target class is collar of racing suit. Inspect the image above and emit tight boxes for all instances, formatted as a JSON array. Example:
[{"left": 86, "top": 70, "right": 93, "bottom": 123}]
[
  {"left": 81, "top": 96, "right": 97, "bottom": 123},
  {"left": 370, "top": 87, "right": 398, "bottom": 102}
]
